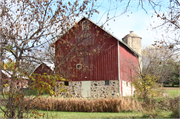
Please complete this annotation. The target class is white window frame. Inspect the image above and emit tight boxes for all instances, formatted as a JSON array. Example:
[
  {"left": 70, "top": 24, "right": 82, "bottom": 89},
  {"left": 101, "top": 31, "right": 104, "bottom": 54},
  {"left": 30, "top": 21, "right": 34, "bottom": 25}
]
[{"left": 76, "top": 64, "right": 82, "bottom": 69}]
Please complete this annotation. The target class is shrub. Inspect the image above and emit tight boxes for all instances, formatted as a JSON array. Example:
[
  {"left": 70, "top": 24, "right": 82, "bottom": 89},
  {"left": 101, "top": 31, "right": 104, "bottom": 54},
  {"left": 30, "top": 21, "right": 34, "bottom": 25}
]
[{"left": 169, "top": 96, "right": 180, "bottom": 118}]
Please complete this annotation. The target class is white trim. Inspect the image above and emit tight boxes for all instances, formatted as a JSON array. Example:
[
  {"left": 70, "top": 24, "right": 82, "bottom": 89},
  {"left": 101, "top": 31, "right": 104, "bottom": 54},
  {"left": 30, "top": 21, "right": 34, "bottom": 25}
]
[
  {"left": 76, "top": 64, "right": 82, "bottom": 69},
  {"left": 43, "top": 61, "right": 55, "bottom": 71},
  {"left": 117, "top": 41, "right": 121, "bottom": 96},
  {"left": 1, "top": 70, "right": 11, "bottom": 78},
  {"left": 30, "top": 63, "right": 41, "bottom": 75}
]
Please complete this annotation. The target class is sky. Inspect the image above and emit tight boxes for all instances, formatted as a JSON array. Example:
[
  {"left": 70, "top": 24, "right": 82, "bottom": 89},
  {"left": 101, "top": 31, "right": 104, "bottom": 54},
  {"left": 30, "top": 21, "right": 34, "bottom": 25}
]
[{"left": 84, "top": 0, "right": 168, "bottom": 48}]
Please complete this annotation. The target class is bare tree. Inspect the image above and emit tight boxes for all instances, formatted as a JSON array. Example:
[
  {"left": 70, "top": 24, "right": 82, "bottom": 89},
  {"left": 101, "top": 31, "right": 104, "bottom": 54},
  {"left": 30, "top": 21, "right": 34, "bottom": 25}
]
[
  {"left": 0, "top": 0, "right": 128, "bottom": 118},
  {"left": 142, "top": 46, "right": 179, "bottom": 86}
]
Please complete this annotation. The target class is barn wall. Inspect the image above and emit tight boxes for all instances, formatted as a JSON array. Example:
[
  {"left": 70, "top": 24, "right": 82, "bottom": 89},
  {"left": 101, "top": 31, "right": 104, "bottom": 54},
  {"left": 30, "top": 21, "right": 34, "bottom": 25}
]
[
  {"left": 121, "top": 80, "right": 132, "bottom": 96},
  {"left": 55, "top": 18, "right": 118, "bottom": 81},
  {"left": 119, "top": 43, "right": 139, "bottom": 96},
  {"left": 119, "top": 43, "right": 139, "bottom": 83}
]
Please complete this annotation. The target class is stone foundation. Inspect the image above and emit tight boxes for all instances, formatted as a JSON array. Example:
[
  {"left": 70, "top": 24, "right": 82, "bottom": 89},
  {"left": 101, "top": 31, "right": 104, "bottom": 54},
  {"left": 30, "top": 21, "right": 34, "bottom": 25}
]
[
  {"left": 55, "top": 81, "right": 82, "bottom": 98},
  {"left": 55, "top": 80, "right": 120, "bottom": 98},
  {"left": 91, "top": 80, "right": 119, "bottom": 98}
]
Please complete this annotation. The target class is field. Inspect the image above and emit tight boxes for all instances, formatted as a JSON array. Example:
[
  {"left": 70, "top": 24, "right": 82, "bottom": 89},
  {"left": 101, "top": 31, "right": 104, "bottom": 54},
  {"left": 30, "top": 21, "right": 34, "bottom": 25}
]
[{"left": 0, "top": 87, "right": 179, "bottom": 118}]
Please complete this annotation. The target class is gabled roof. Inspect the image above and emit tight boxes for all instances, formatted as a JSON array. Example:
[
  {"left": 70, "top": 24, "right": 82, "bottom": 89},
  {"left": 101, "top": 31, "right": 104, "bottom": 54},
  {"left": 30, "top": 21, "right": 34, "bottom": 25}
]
[
  {"left": 31, "top": 61, "right": 55, "bottom": 75},
  {"left": 53, "top": 16, "right": 141, "bottom": 57},
  {"left": 1, "top": 70, "right": 11, "bottom": 78},
  {"left": 1, "top": 70, "right": 28, "bottom": 79}
]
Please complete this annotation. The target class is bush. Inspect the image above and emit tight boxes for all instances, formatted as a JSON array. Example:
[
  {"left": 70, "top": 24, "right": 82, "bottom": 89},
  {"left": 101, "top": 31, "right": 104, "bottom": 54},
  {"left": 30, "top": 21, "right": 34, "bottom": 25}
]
[
  {"left": 170, "top": 96, "right": 180, "bottom": 118},
  {"left": 171, "top": 107, "right": 179, "bottom": 118}
]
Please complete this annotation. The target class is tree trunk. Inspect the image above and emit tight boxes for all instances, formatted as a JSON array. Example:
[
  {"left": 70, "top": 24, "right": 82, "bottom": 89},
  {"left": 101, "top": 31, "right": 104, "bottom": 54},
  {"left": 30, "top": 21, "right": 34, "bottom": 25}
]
[
  {"left": 9, "top": 109, "right": 15, "bottom": 118},
  {"left": 17, "top": 110, "right": 23, "bottom": 119}
]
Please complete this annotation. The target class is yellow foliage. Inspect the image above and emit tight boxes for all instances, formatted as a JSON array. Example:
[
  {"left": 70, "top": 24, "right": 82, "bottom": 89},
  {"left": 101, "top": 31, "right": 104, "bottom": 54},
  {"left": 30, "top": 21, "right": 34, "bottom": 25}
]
[
  {"left": 3, "top": 83, "right": 9, "bottom": 87},
  {"left": 132, "top": 74, "right": 159, "bottom": 99}
]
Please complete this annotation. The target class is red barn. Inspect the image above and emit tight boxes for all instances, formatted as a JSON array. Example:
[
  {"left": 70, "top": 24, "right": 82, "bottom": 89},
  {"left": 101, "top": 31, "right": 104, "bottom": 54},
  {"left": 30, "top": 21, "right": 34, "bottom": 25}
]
[
  {"left": 54, "top": 17, "right": 141, "bottom": 98},
  {"left": 31, "top": 62, "right": 54, "bottom": 87}
]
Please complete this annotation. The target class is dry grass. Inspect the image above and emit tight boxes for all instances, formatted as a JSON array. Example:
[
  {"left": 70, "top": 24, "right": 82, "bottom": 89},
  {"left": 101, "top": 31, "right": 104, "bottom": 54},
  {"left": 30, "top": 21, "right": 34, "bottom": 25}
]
[{"left": 22, "top": 97, "right": 143, "bottom": 112}]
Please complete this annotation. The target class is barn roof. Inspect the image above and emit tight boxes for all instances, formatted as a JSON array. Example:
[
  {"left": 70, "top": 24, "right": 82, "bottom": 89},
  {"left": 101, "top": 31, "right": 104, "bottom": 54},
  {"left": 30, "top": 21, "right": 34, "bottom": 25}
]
[
  {"left": 1, "top": 70, "right": 28, "bottom": 79},
  {"left": 31, "top": 61, "right": 55, "bottom": 75},
  {"left": 53, "top": 16, "right": 141, "bottom": 57},
  {"left": 1, "top": 70, "right": 11, "bottom": 78}
]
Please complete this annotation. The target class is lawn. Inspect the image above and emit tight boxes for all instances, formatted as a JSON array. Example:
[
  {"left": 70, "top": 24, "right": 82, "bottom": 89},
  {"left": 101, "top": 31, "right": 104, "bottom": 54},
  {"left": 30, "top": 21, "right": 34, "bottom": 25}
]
[
  {"left": 38, "top": 111, "right": 143, "bottom": 119},
  {"left": 157, "top": 87, "right": 180, "bottom": 98},
  {"left": 0, "top": 109, "right": 173, "bottom": 119},
  {"left": 165, "top": 89, "right": 180, "bottom": 98}
]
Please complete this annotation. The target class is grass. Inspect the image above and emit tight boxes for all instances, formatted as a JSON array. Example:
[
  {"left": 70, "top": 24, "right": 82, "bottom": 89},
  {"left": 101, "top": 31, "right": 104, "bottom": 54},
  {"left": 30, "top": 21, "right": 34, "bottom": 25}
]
[
  {"left": 0, "top": 108, "right": 173, "bottom": 119},
  {"left": 0, "top": 105, "right": 142, "bottom": 118},
  {"left": 165, "top": 89, "right": 180, "bottom": 98},
  {"left": 38, "top": 111, "right": 143, "bottom": 119}
]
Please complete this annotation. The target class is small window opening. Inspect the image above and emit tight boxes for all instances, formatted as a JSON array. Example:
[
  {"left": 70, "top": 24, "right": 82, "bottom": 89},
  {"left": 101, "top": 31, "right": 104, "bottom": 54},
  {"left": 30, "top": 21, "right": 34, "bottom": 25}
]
[
  {"left": 64, "top": 81, "right": 69, "bottom": 86},
  {"left": 76, "top": 64, "right": 82, "bottom": 69},
  {"left": 126, "top": 82, "right": 128, "bottom": 87},
  {"left": 105, "top": 80, "right": 110, "bottom": 85},
  {"left": 82, "top": 20, "right": 89, "bottom": 30}
]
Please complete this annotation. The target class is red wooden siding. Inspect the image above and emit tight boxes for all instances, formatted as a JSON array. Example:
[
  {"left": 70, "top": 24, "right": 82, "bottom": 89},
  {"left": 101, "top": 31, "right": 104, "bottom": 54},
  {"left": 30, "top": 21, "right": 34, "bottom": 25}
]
[
  {"left": 55, "top": 18, "right": 118, "bottom": 81},
  {"left": 119, "top": 43, "right": 138, "bottom": 82}
]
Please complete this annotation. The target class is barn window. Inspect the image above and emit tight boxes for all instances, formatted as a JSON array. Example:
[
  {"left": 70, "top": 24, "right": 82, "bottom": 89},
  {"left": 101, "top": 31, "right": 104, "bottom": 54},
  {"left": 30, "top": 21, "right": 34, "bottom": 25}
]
[
  {"left": 82, "top": 20, "right": 89, "bottom": 30},
  {"left": 64, "top": 81, "right": 69, "bottom": 86},
  {"left": 105, "top": 80, "right": 110, "bottom": 85},
  {"left": 76, "top": 64, "right": 82, "bottom": 69}
]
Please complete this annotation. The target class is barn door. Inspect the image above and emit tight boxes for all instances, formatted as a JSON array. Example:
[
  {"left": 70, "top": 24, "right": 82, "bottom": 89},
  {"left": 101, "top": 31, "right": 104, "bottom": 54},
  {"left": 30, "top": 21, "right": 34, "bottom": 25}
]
[{"left": 81, "top": 81, "right": 91, "bottom": 98}]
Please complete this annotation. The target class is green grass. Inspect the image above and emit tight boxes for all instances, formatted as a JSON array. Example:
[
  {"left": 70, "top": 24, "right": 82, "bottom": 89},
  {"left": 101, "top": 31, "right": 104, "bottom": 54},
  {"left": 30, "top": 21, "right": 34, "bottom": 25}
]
[
  {"left": 0, "top": 105, "right": 142, "bottom": 119},
  {"left": 0, "top": 108, "right": 174, "bottom": 119},
  {"left": 165, "top": 89, "right": 180, "bottom": 98},
  {"left": 38, "top": 111, "right": 143, "bottom": 119}
]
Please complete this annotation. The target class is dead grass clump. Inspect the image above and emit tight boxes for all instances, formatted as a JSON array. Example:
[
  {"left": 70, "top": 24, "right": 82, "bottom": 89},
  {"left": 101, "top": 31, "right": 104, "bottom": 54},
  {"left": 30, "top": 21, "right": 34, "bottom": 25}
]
[{"left": 22, "top": 97, "right": 142, "bottom": 112}]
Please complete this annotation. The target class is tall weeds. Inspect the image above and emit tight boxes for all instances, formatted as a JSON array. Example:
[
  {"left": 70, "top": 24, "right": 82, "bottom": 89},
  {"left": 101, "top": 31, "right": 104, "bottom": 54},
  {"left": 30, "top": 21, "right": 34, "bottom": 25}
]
[{"left": 22, "top": 97, "right": 142, "bottom": 112}]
